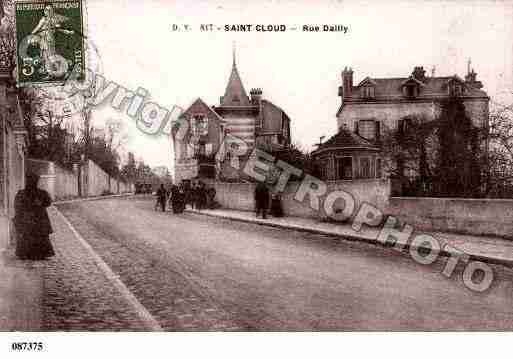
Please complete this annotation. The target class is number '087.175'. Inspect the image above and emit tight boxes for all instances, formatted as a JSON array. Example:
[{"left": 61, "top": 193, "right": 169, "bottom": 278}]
[{"left": 11, "top": 342, "right": 44, "bottom": 351}]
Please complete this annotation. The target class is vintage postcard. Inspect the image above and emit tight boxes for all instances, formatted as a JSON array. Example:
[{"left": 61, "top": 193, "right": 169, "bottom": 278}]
[{"left": 0, "top": 0, "right": 513, "bottom": 358}]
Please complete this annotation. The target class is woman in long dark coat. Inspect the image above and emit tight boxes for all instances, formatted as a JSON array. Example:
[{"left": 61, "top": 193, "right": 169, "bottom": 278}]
[
  {"left": 14, "top": 173, "right": 55, "bottom": 260},
  {"left": 170, "top": 185, "right": 180, "bottom": 213}
]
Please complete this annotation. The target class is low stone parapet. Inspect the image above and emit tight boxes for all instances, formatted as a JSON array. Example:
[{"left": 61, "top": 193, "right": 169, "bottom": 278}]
[{"left": 386, "top": 197, "right": 513, "bottom": 239}]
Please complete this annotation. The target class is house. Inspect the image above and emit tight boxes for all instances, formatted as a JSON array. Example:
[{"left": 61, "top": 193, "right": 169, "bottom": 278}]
[
  {"left": 172, "top": 51, "right": 292, "bottom": 183},
  {"left": 0, "top": 65, "right": 28, "bottom": 250},
  {"left": 313, "top": 64, "right": 489, "bottom": 183}
]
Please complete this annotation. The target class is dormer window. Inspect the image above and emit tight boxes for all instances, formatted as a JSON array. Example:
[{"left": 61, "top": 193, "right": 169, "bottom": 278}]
[
  {"left": 447, "top": 77, "right": 466, "bottom": 97},
  {"left": 401, "top": 77, "right": 422, "bottom": 99},
  {"left": 361, "top": 86, "right": 375, "bottom": 99},
  {"left": 449, "top": 83, "right": 464, "bottom": 97},
  {"left": 356, "top": 77, "right": 376, "bottom": 99},
  {"left": 403, "top": 84, "right": 418, "bottom": 98}
]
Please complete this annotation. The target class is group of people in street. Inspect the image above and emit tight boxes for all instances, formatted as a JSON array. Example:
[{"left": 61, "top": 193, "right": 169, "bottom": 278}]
[
  {"left": 11, "top": 172, "right": 284, "bottom": 262},
  {"left": 155, "top": 180, "right": 217, "bottom": 214}
]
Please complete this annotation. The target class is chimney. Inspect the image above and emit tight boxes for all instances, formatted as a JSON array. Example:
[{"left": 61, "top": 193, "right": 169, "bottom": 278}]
[
  {"left": 465, "top": 68, "right": 483, "bottom": 89},
  {"left": 412, "top": 66, "right": 426, "bottom": 82},
  {"left": 250, "top": 88, "right": 262, "bottom": 104},
  {"left": 339, "top": 67, "right": 353, "bottom": 99}
]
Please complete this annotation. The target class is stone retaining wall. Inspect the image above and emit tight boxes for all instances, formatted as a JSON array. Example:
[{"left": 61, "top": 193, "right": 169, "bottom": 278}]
[{"left": 386, "top": 197, "right": 513, "bottom": 239}]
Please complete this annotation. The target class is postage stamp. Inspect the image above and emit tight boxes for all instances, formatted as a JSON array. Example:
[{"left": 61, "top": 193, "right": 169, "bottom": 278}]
[{"left": 15, "top": 0, "right": 86, "bottom": 87}]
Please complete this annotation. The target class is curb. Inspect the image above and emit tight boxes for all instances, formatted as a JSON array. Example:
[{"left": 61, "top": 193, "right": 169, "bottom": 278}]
[
  {"left": 54, "top": 193, "right": 135, "bottom": 205},
  {"left": 186, "top": 210, "right": 513, "bottom": 268}
]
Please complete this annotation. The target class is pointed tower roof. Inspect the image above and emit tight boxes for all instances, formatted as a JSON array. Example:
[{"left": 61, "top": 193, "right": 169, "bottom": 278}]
[{"left": 220, "top": 45, "right": 250, "bottom": 107}]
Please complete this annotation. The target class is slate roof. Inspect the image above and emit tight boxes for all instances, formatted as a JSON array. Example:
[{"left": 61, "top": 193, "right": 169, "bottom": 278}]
[
  {"left": 337, "top": 71, "right": 489, "bottom": 117},
  {"left": 351, "top": 76, "right": 487, "bottom": 100},
  {"left": 220, "top": 56, "right": 250, "bottom": 106},
  {"left": 312, "top": 127, "right": 380, "bottom": 155}
]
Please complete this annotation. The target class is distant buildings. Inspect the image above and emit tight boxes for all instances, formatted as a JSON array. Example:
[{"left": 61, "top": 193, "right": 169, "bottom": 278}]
[
  {"left": 172, "top": 52, "right": 292, "bottom": 183},
  {"left": 152, "top": 165, "right": 171, "bottom": 179},
  {"left": 313, "top": 64, "right": 489, "bottom": 182}
]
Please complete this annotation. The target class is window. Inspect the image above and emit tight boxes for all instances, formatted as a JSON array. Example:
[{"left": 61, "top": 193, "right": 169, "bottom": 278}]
[
  {"left": 359, "top": 157, "right": 372, "bottom": 178},
  {"left": 449, "top": 83, "right": 463, "bottom": 97},
  {"left": 376, "top": 158, "right": 382, "bottom": 178},
  {"left": 193, "top": 114, "right": 208, "bottom": 136},
  {"left": 336, "top": 157, "right": 353, "bottom": 180},
  {"left": 397, "top": 118, "right": 411, "bottom": 136},
  {"left": 361, "top": 86, "right": 375, "bottom": 99},
  {"left": 319, "top": 160, "right": 329, "bottom": 180},
  {"left": 358, "top": 120, "right": 376, "bottom": 140},
  {"left": 197, "top": 142, "right": 206, "bottom": 157},
  {"left": 404, "top": 85, "right": 418, "bottom": 98}
]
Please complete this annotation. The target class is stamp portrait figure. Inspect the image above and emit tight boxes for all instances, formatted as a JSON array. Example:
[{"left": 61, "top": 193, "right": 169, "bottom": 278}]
[
  {"left": 15, "top": 0, "right": 85, "bottom": 86},
  {"left": 30, "top": 4, "right": 74, "bottom": 79}
]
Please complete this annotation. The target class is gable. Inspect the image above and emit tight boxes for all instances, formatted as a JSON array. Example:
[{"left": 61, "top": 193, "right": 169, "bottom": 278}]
[
  {"left": 357, "top": 77, "right": 377, "bottom": 87},
  {"left": 400, "top": 77, "right": 425, "bottom": 88},
  {"left": 180, "top": 98, "right": 225, "bottom": 124}
]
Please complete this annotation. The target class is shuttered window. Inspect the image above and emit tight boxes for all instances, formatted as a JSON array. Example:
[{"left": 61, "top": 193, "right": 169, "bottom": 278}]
[
  {"left": 358, "top": 120, "right": 376, "bottom": 140},
  {"left": 359, "top": 157, "right": 372, "bottom": 178}
]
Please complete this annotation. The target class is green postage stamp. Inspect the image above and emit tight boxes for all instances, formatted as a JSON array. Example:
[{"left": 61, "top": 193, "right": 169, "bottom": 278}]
[{"left": 15, "top": 0, "right": 86, "bottom": 86}]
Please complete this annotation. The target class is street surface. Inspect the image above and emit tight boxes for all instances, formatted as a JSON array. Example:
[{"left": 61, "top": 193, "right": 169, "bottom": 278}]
[{"left": 50, "top": 196, "right": 513, "bottom": 330}]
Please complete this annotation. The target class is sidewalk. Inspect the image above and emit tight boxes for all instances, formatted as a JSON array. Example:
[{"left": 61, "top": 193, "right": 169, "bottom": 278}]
[
  {"left": 0, "top": 201, "right": 158, "bottom": 331},
  {"left": 186, "top": 208, "right": 513, "bottom": 267}
]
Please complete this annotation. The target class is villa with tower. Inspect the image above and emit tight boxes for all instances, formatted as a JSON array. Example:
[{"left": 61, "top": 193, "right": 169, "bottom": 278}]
[{"left": 172, "top": 50, "right": 292, "bottom": 183}]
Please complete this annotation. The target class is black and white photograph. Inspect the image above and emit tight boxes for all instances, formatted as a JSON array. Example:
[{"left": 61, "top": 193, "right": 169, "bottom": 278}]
[{"left": 0, "top": 0, "right": 512, "bottom": 357}]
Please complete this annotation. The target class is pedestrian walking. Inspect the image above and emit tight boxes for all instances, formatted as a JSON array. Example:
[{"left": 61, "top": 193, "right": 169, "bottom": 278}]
[
  {"left": 206, "top": 186, "right": 216, "bottom": 209},
  {"left": 197, "top": 182, "right": 207, "bottom": 210},
  {"left": 13, "top": 172, "right": 55, "bottom": 260},
  {"left": 156, "top": 184, "right": 167, "bottom": 212},
  {"left": 170, "top": 185, "right": 181, "bottom": 213},
  {"left": 178, "top": 184, "right": 186, "bottom": 213},
  {"left": 192, "top": 182, "right": 201, "bottom": 210},
  {"left": 254, "top": 181, "right": 270, "bottom": 219},
  {"left": 270, "top": 193, "right": 284, "bottom": 217}
]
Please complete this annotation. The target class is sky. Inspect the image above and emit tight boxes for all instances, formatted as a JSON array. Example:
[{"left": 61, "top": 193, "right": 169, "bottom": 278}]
[{"left": 83, "top": 0, "right": 513, "bottom": 171}]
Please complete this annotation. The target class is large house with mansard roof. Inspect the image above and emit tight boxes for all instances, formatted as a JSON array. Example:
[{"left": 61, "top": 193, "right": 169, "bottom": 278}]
[
  {"left": 172, "top": 51, "right": 292, "bottom": 183},
  {"left": 312, "top": 64, "right": 489, "bottom": 183}
]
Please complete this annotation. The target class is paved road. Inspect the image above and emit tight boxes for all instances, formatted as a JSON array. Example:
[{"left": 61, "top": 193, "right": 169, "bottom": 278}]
[{"left": 55, "top": 196, "right": 513, "bottom": 330}]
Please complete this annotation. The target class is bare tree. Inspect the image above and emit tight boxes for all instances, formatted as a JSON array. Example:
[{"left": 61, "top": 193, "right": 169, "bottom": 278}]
[{"left": 105, "top": 117, "right": 128, "bottom": 152}]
